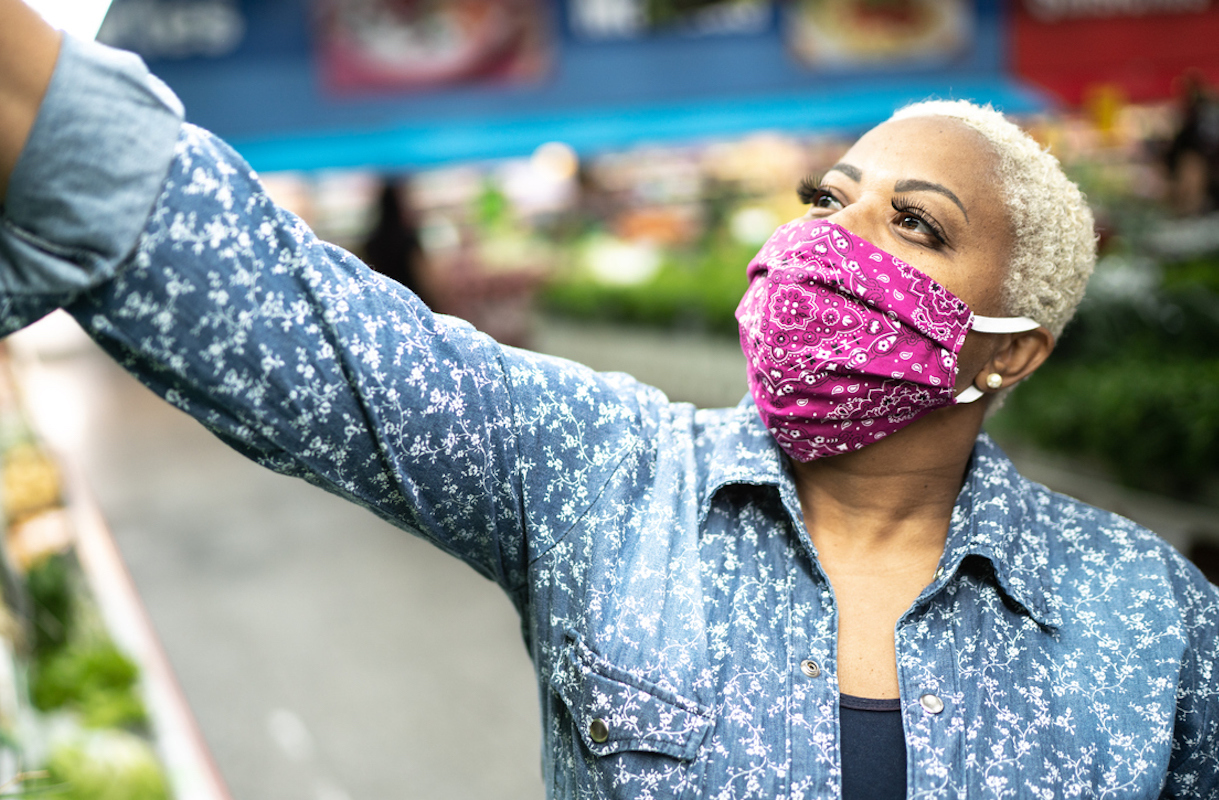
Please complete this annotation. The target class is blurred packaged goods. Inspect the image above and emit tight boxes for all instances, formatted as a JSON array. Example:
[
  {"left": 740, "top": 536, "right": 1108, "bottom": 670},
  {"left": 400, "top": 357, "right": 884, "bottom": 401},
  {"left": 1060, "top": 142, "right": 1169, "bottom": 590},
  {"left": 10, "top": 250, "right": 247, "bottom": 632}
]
[{"left": 2, "top": 443, "right": 61, "bottom": 527}]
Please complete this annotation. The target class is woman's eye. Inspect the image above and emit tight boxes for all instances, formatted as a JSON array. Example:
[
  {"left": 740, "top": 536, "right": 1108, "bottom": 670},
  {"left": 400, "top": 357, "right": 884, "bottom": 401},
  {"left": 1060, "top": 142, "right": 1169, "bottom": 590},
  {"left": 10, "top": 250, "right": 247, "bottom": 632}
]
[
  {"left": 812, "top": 192, "right": 842, "bottom": 210},
  {"left": 796, "top": 176, "right": 843, "bottom": 211},
  {"left": 891, "top": 199, "right": 948, "bottom": 246},
  {"left": 897, "top": 213, "right": 930, "bottom": 234}
]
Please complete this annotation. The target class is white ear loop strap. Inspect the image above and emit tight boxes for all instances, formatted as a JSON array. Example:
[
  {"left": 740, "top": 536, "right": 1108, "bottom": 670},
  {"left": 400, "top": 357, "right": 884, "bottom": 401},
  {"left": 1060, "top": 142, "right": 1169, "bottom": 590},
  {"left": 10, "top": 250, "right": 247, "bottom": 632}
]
[
  {"left": 955, "top": 386, "right": 987, "bottom": 404},
  {"left": 970, "top": 314, "right": 1041, "bottom": 334},
  {"left": 955, "top": 315, "right": 1043, "bottom": 404}
]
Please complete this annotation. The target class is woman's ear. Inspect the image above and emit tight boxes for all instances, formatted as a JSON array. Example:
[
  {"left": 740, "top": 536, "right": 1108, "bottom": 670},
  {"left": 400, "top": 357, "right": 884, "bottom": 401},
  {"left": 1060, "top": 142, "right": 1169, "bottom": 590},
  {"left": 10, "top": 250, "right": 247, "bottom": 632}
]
[{"left": 971, "top": 326, "right": 1055, "bottom": 396}]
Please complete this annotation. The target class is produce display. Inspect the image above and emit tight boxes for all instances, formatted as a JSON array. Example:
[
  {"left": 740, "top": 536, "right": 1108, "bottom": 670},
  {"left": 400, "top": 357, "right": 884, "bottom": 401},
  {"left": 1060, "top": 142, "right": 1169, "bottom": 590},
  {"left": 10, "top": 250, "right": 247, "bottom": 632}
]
[{"left": 0, "top": 347, "right": 172, "bottom": 799}]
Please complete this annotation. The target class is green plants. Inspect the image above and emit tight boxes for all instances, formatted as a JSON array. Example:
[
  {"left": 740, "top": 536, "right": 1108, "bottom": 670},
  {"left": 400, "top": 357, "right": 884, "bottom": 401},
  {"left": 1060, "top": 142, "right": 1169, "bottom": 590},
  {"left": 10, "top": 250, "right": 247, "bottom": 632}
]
[
  {"left": 990, "top": 251, "right": 1219, "bottom": 501},
  {"left": 542, "top": 234, "right": 754, "bottom": 337},
  {"left": 23, "top": 555, "right": 149, "bottom": 731},
  {"left": 25, "top": 555, "right": 72, "bottom": 658},
  {"left": 30, "top": 641, "right": 147, "bottom": 730},
  {"left": 17, "top": 731, "right": 170, "bottom": 800}
]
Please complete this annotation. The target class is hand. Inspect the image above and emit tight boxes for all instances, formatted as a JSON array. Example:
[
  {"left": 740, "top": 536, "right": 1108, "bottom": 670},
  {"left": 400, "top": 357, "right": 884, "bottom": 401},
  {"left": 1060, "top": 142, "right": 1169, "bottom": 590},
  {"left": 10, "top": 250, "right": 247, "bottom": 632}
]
[{"left": 0, "top": 0, "right": 61, "bottom": 203}]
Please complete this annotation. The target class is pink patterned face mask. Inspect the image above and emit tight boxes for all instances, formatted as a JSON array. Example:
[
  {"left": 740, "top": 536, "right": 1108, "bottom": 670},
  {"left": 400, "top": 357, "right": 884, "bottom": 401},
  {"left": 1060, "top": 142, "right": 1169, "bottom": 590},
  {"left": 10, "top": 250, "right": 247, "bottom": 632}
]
[{"left": 736, "top": 220, "right": 1040, "bottom": 462}]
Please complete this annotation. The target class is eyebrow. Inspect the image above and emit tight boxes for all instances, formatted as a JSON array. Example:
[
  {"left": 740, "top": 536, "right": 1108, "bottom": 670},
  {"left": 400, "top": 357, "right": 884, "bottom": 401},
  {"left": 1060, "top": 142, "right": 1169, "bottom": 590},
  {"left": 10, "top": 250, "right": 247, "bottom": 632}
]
[
  {"left": 827, "top": 163, "right": 862, "bottom": 181},
  {"left": 826, "top": 163, "right": 970, "bottom": 222},
  {"left": 894, "top": 178, "right": 970, "bottom": 222}
]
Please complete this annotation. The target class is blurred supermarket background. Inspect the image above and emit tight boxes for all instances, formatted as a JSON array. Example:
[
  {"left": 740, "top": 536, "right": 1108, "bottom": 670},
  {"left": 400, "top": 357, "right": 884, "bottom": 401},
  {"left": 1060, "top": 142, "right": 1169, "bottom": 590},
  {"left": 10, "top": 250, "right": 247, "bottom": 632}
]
[{"left": 3, "top": 0, "right": 1219, "bottom": 798}]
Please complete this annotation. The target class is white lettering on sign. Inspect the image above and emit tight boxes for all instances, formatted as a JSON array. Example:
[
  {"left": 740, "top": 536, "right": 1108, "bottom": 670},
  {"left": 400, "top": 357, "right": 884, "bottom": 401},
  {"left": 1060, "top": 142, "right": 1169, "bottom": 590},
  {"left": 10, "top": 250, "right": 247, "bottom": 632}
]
[
  {"left": 1026, "top": 0, "right": 1209, "bottom": 20},
  {"left": 97, "top": 0, "right": 245, "bottom": 59}
]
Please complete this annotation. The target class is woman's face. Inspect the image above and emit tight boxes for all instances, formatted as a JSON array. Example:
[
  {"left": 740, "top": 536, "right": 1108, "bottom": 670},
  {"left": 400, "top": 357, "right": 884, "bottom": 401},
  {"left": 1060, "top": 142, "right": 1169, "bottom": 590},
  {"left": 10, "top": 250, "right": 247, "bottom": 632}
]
[{"left": 799, "top": 115, "right": 1013, "bottom": 317}]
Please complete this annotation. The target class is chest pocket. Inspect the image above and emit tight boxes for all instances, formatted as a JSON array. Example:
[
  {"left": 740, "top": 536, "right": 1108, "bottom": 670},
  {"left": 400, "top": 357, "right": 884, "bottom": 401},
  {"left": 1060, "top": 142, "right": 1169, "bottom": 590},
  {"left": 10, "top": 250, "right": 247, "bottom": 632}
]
[{"left": 549, "top": 632, "right": 712, "bottom": 799}]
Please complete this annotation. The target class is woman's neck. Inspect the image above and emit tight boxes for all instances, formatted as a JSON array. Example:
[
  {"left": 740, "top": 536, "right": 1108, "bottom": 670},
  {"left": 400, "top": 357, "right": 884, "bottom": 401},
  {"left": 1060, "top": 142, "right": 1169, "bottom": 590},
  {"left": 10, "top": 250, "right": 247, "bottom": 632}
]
[
  {"left": 790, "top": 404, "right": 983, "bottom": 562},
  {"left": 789, "top": 406, "right": 984, "bottom": 699}
]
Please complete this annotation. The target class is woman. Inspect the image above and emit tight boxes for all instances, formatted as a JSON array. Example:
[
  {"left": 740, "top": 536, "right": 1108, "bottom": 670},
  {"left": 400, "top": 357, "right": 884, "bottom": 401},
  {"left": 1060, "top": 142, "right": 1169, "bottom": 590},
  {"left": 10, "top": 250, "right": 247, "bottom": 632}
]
[{"left": 1, "top": 4, "right": 1216, "bottom": 797}]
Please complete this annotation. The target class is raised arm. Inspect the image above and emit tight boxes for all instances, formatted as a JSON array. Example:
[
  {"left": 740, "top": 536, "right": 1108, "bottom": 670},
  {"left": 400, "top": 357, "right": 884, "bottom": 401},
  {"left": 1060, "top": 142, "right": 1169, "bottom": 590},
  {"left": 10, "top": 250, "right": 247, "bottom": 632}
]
[
  {"left": 0, "top": 0, "right": 60, "bottom": 202},
  {"left": 0, "top": 25, "right": 640, "bottom": 600}
]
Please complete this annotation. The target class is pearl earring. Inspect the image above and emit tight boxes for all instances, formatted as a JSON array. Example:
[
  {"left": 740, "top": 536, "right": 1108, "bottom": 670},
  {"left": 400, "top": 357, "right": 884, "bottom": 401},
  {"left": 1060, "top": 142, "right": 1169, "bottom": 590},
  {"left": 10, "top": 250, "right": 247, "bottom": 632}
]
[{"left": 986, "top": 373, "right": 1003, "bottom": 389}]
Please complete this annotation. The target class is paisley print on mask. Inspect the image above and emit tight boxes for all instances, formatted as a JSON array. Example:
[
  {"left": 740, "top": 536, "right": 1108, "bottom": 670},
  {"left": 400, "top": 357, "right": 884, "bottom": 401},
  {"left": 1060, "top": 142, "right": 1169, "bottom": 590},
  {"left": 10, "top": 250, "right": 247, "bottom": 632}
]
[{"left": 737, "top": 220, "right": 975, "bottom": 462}]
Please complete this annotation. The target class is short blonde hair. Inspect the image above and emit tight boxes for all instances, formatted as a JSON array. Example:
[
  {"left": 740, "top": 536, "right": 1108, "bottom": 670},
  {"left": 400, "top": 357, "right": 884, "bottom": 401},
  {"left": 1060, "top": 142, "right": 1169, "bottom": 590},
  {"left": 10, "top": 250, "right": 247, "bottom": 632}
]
[{"left": 889, "top": 100, "right": 1097, "bottom": 339}]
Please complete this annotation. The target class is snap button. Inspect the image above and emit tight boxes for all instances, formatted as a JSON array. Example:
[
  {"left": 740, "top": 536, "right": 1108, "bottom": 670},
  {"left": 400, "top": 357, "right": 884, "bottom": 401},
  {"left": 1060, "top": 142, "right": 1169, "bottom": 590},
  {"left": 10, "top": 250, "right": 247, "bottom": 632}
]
[
  {"left": 588, "top": 718, "right": 610, "bottom": 743},
  {"left": 919, "top": 693, "right": 945, "bottom": 714},
  {"left": 934, "top": 566, "right": 945, "bottom": 580},
  {"left": 800, "top": 659, "right": 821, "bottom": 678}
]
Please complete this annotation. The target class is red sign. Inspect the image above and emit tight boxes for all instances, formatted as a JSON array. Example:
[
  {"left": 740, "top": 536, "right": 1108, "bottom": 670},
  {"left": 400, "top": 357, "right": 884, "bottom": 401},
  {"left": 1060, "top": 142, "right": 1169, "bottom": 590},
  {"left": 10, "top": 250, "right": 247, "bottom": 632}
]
[
  {"left": 315, "top": 0, "right": 550, "bottom": 95},
  {"left": 1012, "top": 0, "right": 1219, "bottom": 105}
]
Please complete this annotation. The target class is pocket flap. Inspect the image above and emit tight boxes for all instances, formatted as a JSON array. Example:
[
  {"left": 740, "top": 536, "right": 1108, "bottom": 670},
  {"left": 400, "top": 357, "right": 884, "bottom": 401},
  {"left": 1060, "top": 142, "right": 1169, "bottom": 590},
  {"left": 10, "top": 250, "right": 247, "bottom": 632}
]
[{"left": 550, "top": 633, "right": 712, "bottom": 762}]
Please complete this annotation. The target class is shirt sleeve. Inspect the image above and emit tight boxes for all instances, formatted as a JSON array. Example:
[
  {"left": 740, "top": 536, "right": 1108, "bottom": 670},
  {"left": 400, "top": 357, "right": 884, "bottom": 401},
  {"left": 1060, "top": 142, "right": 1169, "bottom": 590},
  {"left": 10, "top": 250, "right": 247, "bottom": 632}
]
[
  {"left": 0, "top": 35, "right": 580, "bottom": 593},
  {"left": 0, "top": 35, "right": 183, "bottom": 330},
  {"left": 1164, "top": 562, "right": 1219, "bottom": 798}
]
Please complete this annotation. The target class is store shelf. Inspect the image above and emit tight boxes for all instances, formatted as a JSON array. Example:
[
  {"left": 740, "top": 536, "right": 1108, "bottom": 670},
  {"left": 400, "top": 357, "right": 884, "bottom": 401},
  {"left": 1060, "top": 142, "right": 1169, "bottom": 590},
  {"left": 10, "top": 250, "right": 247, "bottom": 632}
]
[{"left": 0, "top": 316, "right": 231, "bottom": 800}]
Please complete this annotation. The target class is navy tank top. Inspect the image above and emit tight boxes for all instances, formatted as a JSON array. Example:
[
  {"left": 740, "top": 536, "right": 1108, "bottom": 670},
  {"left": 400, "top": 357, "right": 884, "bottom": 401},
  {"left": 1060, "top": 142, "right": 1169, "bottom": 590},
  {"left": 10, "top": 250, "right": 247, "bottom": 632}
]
[{"left": 840, "top": 694, "right": 906, "bottom": 800}]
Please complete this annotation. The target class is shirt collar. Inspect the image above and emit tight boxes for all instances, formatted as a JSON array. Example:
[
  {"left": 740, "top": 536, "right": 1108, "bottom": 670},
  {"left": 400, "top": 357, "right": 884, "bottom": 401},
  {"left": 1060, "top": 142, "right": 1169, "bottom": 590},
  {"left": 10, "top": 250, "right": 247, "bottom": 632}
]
[
  {"left": 936, "top": 434, "right": 1063, "bottom": 629},
  {"left": 695, "top": 396, "right": 788, "bottom": 524},
  {"left": 697, "top": 404, "right": 1062, "bottom": 630}
]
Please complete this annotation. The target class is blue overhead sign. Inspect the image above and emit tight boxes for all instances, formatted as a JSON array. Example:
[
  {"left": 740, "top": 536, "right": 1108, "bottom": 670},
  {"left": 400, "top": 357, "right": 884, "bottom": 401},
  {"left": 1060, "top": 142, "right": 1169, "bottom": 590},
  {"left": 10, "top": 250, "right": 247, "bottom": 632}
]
[{"left": 98, "top": 0, "right": 1043, "bottom": 171}]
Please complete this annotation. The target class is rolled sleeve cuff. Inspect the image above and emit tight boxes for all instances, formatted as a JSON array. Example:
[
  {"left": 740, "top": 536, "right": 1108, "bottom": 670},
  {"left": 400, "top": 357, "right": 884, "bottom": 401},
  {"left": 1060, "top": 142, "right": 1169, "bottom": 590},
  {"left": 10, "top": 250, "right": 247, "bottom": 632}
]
[{"left": 0, "top": 34, "right": 184, "bottom": 335}]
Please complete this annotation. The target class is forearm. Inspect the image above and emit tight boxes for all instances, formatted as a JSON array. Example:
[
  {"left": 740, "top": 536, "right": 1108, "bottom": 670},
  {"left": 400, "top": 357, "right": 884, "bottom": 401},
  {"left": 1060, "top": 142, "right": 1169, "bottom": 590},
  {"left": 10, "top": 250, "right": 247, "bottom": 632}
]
[{"left": 0, "top": 0, "right": 60, "bottom": 203}]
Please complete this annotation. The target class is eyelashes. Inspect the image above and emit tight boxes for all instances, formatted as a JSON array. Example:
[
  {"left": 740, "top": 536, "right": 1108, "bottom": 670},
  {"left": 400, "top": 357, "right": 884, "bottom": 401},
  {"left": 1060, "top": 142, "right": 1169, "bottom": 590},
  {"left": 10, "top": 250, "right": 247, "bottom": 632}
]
[
  {"left": 796, "top": 174, "right": 825, "bottom": 205},
  {"left": 794, "top": 174, "right": 950, "bottom": 248},
  {"left": 891, "top": 195, "right": 949, "bottom": 245}
]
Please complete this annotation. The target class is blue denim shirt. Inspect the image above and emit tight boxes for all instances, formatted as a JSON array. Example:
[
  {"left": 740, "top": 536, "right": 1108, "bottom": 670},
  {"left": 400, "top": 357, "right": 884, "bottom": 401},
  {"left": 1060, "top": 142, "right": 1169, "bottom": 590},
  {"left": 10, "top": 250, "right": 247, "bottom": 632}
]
[{"left": 4, "top": 37, "right": 1218, "bottom": 799}]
